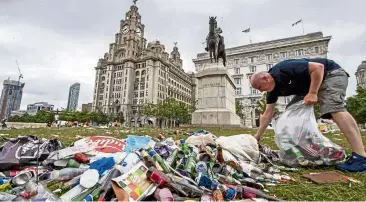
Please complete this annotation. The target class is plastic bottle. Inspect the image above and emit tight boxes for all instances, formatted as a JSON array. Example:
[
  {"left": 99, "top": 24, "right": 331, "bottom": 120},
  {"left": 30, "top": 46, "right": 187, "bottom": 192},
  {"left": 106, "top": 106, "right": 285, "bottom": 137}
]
[
  {"left": 146, "top": 167, "right": 187, "bottom": 197},
  {"left": 98, "top": 168, "right": 122, "bottom": 201},
  {"left": 59, "top": 174, "right": 82, "bottom": 191},
  {"left": 217, "top": 174, "right": 241, "bottom": 185},
  {"left": 184, "top": 156, "right": 196, "bottom": 177},
  {"left": 50, "top": 168, "right": 87, "bottom": 181},
  {"left": 238, "top": 162, "right": 263, "bottom": 177},
  {"left": 180, "top": 140, "right": 189, "bottom": 155},
  {"left": 235, "top": 185, "right": 243, "bottom": 199},
  {"left": 216, "top": 145, "right": 224, "bottom": 164},
  {"left": 165, "top": 148, "right": 179, "bottom": 167},
  {"left": 147, "top": 148, "right": 171, "bottom": 173},
  {"left": 60, "top": 185, "right": 85, "bottom": 201},
  {"left": 120, "top": 152, "right": 140, "bottom": 174},
  {"left": 139, "top": 149, "right": 158, "bottom": 168}
]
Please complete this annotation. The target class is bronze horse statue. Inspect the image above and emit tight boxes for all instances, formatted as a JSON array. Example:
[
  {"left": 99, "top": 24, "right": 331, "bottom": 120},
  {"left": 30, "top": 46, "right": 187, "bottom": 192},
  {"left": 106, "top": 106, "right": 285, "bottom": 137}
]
[{"left": 205, "top": 16, "right": 226, "bottom": 67}]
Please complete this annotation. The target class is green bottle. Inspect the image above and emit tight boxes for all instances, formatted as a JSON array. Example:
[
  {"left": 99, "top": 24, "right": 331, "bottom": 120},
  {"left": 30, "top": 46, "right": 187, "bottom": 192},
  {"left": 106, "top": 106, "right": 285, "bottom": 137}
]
[
  {"left": 147, "top": 148, "right": 171, "bottom": 173},
  {"left": 180, "top": 139, "right": 189, "bottom": 155},
  {"left": 184, "top": 156, "right": 196, "bottom": 177},
  {"left": 165, "top": 148, "right": 179, "bottom": 167}
]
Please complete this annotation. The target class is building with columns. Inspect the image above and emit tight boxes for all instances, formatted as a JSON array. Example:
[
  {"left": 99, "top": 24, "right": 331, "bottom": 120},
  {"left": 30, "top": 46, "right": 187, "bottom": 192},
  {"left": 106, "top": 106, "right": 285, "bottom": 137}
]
[
  {"left": 193, "top": 32, "right": 330, "bottom": 127},
  {"left": 356, "top": 61, "right": 366, "bottom": 89},
  {"left": 92, "top": 1, "right": 194, "bottom": 127}
]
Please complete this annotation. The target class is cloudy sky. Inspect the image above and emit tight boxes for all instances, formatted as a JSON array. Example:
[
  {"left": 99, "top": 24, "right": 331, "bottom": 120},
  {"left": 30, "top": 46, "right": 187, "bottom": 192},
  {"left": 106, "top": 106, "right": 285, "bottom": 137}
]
[{"left": 1, "top": 0, "right": 365, "bottom": 110}]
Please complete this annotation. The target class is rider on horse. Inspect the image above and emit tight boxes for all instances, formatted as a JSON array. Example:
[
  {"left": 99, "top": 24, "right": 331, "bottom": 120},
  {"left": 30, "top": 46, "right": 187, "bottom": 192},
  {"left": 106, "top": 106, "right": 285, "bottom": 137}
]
[{"left": 205, "top": 27, "right": 223, "bottom": 52}]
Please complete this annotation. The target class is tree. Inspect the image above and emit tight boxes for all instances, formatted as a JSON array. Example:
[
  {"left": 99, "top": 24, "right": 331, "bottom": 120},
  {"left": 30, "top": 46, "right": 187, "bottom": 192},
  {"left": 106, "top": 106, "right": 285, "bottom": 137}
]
[
  {"left": 141, "top": 98, "right": 193, "bottom": 128},
  {"left": 235, "top": 100, "right": 245, "bottom": 119},
  {"left": 8, "top": 111, "right": 54, "bottom": 123},
  {"left": 346, "top": 87, "right": 366, "bottom": 124},
  {"left": 257, "top": 92, "right": 280, "bottom": 116}
]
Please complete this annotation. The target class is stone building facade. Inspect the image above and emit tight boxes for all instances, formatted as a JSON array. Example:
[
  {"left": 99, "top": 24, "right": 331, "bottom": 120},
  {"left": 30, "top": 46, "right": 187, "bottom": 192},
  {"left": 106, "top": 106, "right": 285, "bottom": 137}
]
[
  {"left": 356, "top": 61, "right": 366, "bottom": 89},
  {"left": 92, "top": 2, "right": 194, "bottom": 127},
  {"left": 193, "top": 32, "right": 330, "bottom": 127}
]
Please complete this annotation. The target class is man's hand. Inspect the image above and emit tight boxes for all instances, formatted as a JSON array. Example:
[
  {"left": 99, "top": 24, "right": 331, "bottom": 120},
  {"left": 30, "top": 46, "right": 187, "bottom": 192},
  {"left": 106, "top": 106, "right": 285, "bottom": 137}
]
[
  {"left": 304, "top": 92, "right": 318, "bottom": 105},
  {"left": 253, "top": 133, "right": 261, "bottom": 141}
]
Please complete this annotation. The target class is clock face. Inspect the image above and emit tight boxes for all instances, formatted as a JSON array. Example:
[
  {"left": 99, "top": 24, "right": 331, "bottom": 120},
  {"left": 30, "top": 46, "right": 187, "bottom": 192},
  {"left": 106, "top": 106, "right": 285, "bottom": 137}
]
[
  {"left": 136, "top": 27, "right": 142, "bottom": 36},
  {"left": 122, "top": 25, "right": 129, "bottom": 34}
]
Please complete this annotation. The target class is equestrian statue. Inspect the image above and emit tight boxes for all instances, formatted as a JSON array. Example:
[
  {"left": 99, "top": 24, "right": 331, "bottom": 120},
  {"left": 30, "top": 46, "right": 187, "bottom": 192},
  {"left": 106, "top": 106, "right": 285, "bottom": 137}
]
[{"left": 205, "top": 16, "right": 226, "bottom": 67}]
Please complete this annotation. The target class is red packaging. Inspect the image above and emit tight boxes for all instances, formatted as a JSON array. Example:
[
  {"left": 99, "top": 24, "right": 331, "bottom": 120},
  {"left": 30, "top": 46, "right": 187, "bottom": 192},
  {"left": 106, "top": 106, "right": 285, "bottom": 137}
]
[{"left": 74, "top": 153, "right": 89, "bottom": 164}]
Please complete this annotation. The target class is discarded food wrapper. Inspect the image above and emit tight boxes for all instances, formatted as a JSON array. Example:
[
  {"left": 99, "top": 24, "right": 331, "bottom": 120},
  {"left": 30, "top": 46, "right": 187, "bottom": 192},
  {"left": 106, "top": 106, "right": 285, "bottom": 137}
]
[{"left": 112, "top": 162, "right": 157, "bottom": 201}]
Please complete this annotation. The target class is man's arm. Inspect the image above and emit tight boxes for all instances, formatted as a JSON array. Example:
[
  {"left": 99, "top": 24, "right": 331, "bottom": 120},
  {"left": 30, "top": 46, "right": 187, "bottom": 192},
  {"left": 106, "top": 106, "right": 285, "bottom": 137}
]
[
  {"left": 254, "top": 103, "right": 275, "bottom": 140},
  {"left": 308, "top": 62, "right": 324, "bottom": 94}
]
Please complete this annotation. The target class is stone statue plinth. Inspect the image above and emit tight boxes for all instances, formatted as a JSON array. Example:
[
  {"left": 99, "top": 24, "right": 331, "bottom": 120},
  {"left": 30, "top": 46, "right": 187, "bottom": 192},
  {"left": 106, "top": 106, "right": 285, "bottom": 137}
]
[{"left": 191, "top": 63, "right": 241, "bottom": 126}]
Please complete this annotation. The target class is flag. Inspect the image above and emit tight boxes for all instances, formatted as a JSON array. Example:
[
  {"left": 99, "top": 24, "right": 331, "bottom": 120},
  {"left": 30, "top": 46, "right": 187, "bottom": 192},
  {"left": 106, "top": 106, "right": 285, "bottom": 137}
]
[
  {"left": 292, "top": 19, "right": 302, "bottom": 26},
  {"left": 242, "top": 28, "right": 250, "bottom": 33}
]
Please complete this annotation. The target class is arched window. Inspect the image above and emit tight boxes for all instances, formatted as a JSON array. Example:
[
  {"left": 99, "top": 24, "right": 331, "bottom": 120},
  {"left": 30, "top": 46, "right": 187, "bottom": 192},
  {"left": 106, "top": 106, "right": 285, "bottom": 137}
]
[
  {"left": 141, "top": 70, "right": 146, "bottom": 76},
  {"left": 101, "top": 76, "right": 105, "bottom": 81},
  {"left": 135, "top": 71, "right": 140, "bottom": 77}
]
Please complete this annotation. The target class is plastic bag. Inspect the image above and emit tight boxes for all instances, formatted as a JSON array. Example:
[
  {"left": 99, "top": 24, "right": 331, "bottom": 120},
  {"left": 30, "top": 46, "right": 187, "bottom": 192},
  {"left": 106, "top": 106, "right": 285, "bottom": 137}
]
[
  {"left": 216, "top": 134, "right": 260, "bottom": 163},
  {"left": 273, "top": 101, "right": 346, "bottom": 167}
]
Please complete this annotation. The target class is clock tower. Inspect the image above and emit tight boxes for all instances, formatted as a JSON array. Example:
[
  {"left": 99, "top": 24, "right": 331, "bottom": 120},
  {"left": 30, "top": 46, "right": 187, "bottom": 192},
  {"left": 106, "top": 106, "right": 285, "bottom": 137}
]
[{"left": 116, "top": 0, "right": 146, "bottom": 59}]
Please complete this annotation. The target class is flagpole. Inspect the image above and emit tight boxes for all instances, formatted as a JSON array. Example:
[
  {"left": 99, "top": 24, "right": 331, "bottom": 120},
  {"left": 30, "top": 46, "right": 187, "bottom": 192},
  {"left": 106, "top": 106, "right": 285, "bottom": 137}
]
[
  {"left": 301, "top": 19, "right": 304, "bottom": 35},
  {"left": 249, "top": 25, "right": 252, "bottom": 44}
]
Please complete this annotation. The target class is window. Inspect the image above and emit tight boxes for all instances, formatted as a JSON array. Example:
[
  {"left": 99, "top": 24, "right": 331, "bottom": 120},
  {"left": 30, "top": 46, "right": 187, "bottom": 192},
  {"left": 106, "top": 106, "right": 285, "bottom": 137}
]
[
  {"left": 280, "top": 52, "right": 287, "bottom": 58},
  {"left": 140, "top": 91, "right": 144, "bottom": 97},
  {"left": 234, "top": 78, "right": 241, "bottom": 85},
  {"left": 266, "top": 64, "right": 273, "bottom": 71},
  {"left": 295, "top": 49, "right": 303, "bottom": 56},
  {"left": 234, "top": 59, "right": 239, "bottom": 65},
  {"left": 134, "top": 84, "right": 138, "bottom": 90},
  {"left": 314, "top": 47, "right": 319, "bottom": 54},
  {"left": 133, "top": 99, "right": 138, "bottom": 105},
  {"left": 266, "top": 54, "right": 272, "bottom": 60},
  {"left": 249, "top": 57, "right": 256, "bottom": 63},
  {"left": 250, "top": 66, "right": 256, "bottom": 73},
  {"left": 250, "top": 87, "right": 258, "bottom": 95},
  {"left": 236, "top": 87, "right": 242, "bottom": 95},
  {"left": 234, "top": 68, "right": 240, "bottom": 74},
  {"left": 247, "top": 75, "right": 252, "bottom": 80}
]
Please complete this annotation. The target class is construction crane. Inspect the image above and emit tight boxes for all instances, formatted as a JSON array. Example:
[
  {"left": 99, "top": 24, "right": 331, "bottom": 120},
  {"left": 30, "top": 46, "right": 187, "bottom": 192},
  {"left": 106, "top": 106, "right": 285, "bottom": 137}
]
[
  {"left": 10, "top": 60, "right": 23, "bottom": 115},
  {"left": 16, "top": 60, "right": 23, "bottom": 82}
]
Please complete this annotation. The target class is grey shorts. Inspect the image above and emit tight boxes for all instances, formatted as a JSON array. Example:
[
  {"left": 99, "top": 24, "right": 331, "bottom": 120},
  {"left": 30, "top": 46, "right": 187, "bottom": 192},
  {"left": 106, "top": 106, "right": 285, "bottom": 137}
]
[
  {"left": 286, "top": 68, "right": 350, "bottom": 119},
  {"left": 318, "top": 68, "right": 350, "bottom": 119}
]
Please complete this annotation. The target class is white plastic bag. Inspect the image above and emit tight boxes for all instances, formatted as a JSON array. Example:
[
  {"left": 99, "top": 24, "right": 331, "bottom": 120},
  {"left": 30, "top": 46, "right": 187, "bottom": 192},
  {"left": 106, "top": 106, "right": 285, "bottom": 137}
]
[
  {"left": 273, "top": 101, "right": 346, "bottom": 167},
  {"left": 216, "top": 134, "right": 260, "bottom": 163}
]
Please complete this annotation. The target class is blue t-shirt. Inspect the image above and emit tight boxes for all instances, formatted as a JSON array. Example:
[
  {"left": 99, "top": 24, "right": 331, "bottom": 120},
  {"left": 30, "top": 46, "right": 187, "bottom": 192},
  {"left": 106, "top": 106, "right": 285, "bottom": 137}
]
[{"left": 266, "top": 58, "right": 341, "bottom": 104}]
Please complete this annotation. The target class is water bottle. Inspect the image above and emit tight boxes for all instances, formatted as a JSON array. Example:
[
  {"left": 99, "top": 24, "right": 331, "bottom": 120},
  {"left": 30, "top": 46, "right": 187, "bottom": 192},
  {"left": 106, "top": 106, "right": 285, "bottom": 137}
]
[
  {"left": 50, "top": 168, "right": 87, "bottom": 181},
  {"left": 120, "top": 153, "right": 140, "bottom": 174}
]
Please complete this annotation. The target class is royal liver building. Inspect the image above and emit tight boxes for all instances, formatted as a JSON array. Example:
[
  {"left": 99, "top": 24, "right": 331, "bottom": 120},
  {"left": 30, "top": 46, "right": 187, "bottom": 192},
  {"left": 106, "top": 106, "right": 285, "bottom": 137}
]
[
  {"left": 92, "top": 2, "right": 194, "bottom": 127},
  {"left": 193, "top": 32, "right": 331, "bottom": 127}
]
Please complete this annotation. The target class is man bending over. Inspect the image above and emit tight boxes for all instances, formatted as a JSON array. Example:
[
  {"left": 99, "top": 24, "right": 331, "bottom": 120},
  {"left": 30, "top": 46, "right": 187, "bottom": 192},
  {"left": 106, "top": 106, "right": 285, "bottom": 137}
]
[{"left": 250, "top": 58, "right": 366, "bottom": 172}]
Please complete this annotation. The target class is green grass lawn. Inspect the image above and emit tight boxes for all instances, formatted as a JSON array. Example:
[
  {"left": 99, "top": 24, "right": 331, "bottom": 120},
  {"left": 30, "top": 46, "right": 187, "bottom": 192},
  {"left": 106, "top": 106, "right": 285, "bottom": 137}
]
[{"left": 1, "top": 127, "right": 366, "bottom": 201}]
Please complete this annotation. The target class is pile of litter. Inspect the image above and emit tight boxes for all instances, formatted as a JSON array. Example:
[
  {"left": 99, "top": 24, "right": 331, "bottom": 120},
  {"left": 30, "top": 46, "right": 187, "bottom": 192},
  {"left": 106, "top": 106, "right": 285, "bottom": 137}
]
[{"left": 0, "top": 131, "right": 300, "bottom": 201}]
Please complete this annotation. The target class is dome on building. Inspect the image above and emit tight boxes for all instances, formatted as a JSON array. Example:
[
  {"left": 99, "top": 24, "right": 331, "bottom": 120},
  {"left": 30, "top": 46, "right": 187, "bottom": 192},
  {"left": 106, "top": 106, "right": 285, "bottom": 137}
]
[{"left": 357, "top": 61, "right": 366, "bottom": 71}]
